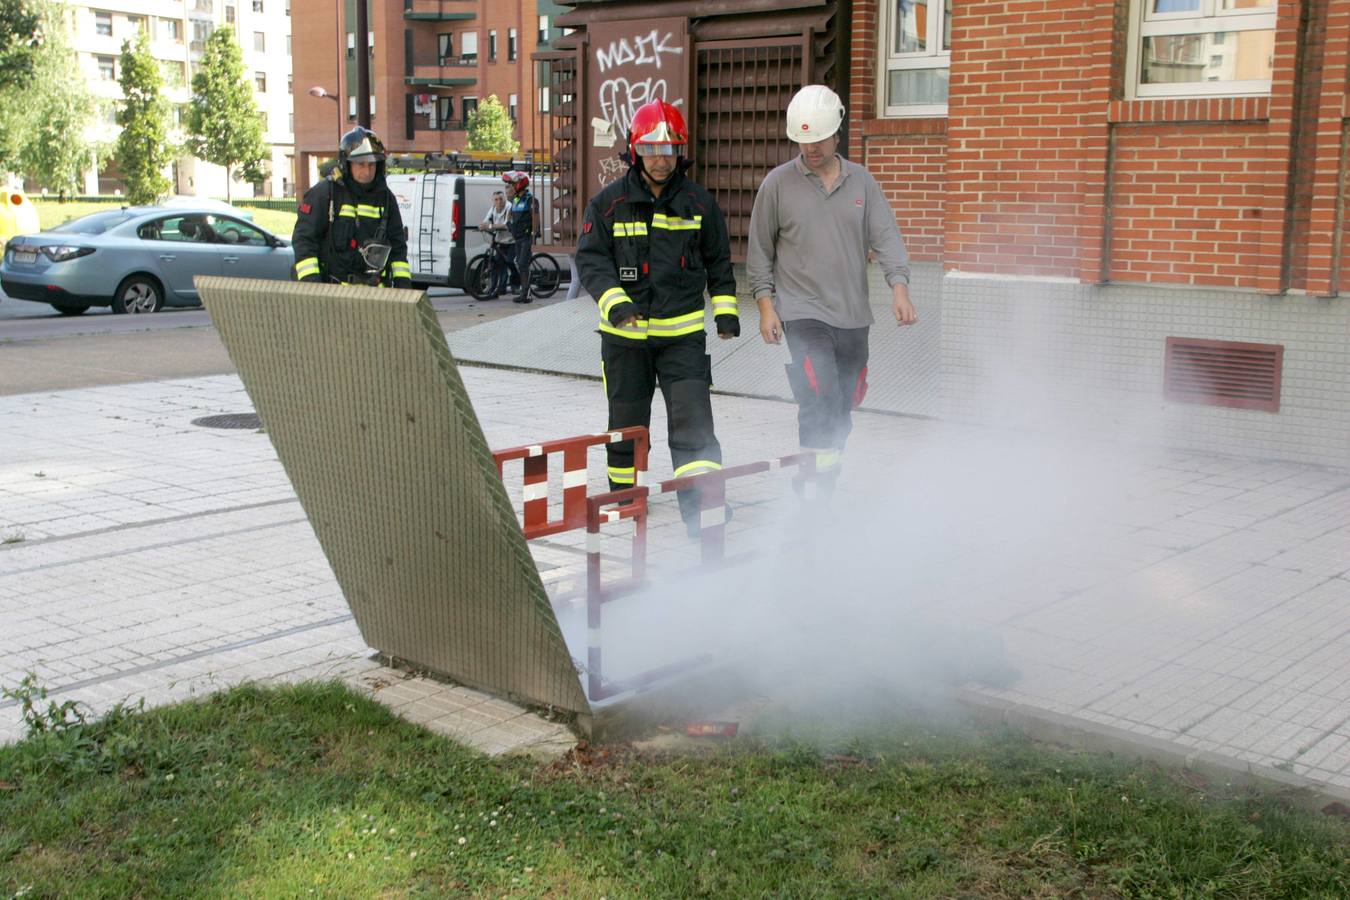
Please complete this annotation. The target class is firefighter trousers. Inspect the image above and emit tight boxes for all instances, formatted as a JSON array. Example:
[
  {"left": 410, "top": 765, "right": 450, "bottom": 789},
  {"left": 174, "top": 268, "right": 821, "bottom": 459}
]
[
  {"left": 601, "top": 333, "right": 721, "bottom": 524},
  {"left": 783, "top": 318, "right": 870, "bottom": 478}
]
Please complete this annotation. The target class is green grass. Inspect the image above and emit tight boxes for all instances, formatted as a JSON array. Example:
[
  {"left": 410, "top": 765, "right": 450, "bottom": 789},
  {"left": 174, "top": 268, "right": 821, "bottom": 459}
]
[
  {"left": 1, "top": 682, "right": 1346, "bottom": 898},
  {"left": 34, "top": 201, "right": 296, "bottom": 239}
]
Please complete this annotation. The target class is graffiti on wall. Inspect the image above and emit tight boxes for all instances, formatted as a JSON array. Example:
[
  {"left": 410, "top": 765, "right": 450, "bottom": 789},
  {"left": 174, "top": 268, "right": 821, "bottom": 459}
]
[{"left": 586, "top": 19, "right": 689, "bottom": 191}]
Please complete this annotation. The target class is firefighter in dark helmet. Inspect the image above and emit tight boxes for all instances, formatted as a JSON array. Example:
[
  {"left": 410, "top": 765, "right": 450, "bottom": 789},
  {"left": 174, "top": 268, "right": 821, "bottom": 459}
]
[
  {"left": 292, "top": 127, "right": 412, "bottom": 287},
  {"left": 575, "top": 100, "right": 740, "bottom": 537}
]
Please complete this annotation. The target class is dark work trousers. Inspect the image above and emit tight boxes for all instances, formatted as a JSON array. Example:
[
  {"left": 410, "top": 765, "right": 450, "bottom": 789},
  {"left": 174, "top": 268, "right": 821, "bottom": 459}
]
[
  {"left": 514, "top": 235, "right": 533, "bottom": 301},
  {"left": 602, "top": 333, "right": 721, "bottom": 525},
  {"left": 491, "top": 242, "right": 518, "bottom": 294},
  {"left": 783, "top": 318, "right": 870, "bottom": 463}
]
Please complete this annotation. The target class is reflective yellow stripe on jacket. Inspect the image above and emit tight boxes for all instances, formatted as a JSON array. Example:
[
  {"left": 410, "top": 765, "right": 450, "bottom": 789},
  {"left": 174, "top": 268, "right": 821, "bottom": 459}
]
[
  {"left": 335, "top": 204, "right": 384, "bottom": 219},
  {"left": 710, "top": 294, "right": 737, "bottom": 317},
  {"left": 651, "top": 213, "right": 702, "bottom": 231},
  {"left": 390, "top": 260, "right": 411, "bottom": 280},
  {"left": 613, "top": 222, "right": 648, "bottom": 237},
  {"left": 294, "top": 257, "right": 320, "bottom": 279}
]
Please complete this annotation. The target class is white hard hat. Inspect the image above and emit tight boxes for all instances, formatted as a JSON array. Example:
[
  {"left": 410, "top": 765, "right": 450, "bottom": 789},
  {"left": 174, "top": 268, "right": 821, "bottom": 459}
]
[{"left": 786, "top": 84, "right": 845, "bottom": 143}]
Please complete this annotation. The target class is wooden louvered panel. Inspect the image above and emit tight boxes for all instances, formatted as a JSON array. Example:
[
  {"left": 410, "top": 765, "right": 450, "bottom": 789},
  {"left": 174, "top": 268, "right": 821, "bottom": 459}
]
[{"left": 1163, "top": 337, "right": 1284, "bottom": 413}]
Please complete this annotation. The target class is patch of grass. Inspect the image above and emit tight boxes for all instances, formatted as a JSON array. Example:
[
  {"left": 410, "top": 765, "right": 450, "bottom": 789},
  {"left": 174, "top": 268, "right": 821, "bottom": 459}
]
[
  {"left": 1, "top": 682, "right": 1346, "bottom": 898},
  {"left": 34, "top": 201, "right": 295, "bottom": 240}
]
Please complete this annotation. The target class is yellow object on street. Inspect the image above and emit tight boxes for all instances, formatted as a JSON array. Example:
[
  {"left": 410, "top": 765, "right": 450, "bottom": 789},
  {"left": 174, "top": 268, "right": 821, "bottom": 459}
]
[{"left": 0, "top": 190, "right": 40, "bottom": 251}]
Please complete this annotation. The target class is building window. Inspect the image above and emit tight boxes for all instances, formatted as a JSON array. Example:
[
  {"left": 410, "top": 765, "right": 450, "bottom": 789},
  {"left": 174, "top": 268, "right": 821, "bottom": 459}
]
[
  {"left": 438, "top": 32, "right": 452, "bottom": 64},
  {"left": 96, "top": 55, "right": 116, "bottom": 80},
  {"left": 347, "top": 32, "right": 354, "bottom": 58},
  {"left": 538, "top": 15, "right": 549, "bottom": 45},
  {"left": 508, "top": 92, "right": 517, "bottom": 121},
  {"left": 1126, "top": 0, "right": 1276, "bottom": 98},
  {"left": 507, "top": 27, "right": 517, "bottom": 61},
  {"left": 488, "top": 30, "right": 497, "bottom": 61},
  {"left": 252, "top": 0, "right": 263, "bottom": 11},
  {"left": 285, "top": 0, "right": 290, "bottom": 15},
  {"left": 225, "top": 4, "right": 235, "bottom": 25},
  {"left": 880, "top": 0, "right": 951, "bottom": 117},
  {"left": 288, "top": 112, "right": 294, "bottom": 133},
  {"left": 462, "top": 95, "right": 477, "bottom": 126},
  {"left": 159, "top": 18, "right": 181, "bottom": 41},
  {"left": 255, "top": 71, "right": 266, "bottom": 91},
  {"left": 286, "top": 34, "right": 291, "bottom": 55},
  {"left": 95, "top": 10, "right": 112, "bottom": 36},
  {"left": 538, "top": 85, "right": 550, "bottom": 113},
  {"left": 161, "top": 60, "right": 185, "bottom": 87},
  {"left": 460, "top": 31, "right": 477, "bottom": 64},
  {"left": 126, "top": 15, "right": 145, "bottom": 36},
  {"left": 287, "top": 73, "right": 292, "bottom": 93},
  {"left": 253, "top": 31, "right": 266, "bottom": 52},
  {"left": 438, "top": 96, "right": 453, "bottom": 129}
]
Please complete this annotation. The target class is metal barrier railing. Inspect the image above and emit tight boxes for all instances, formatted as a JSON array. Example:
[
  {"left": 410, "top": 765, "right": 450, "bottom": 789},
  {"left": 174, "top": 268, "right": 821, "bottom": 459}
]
[
  {"left": 492, "top": 426, "right": 649, "bottom": 539},
  {"left": 492, "top": 427, "right": 817, "bottom": 702}
]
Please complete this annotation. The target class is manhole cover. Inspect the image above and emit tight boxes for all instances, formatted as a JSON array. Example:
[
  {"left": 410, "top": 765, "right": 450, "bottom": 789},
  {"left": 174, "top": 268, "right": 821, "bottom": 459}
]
[{"left": 191, "top": 413, "right": 263, "bottom": 430}]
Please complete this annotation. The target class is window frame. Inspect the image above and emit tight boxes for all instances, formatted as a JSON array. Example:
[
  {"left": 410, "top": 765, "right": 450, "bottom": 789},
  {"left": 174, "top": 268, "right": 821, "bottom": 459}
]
[
  {"left": 1125, "top": 0, "right": 1277, "bottom": 99},
  {"left": 460, "top": 30, "right": 478, "bottom": 64},
  {"left": 878, "top": 0, "right": 952, "bottom": 118},
  {"left": 507, "top": 27, "right": 517, "bottom": 61},
  {"left": 253, "top": 31, "right": 266, "bottom": 53},
  {"left": 94, "top": 10, "right": 113, "bottom": 36},
  {"left": 488, "top": 29, "right": 497, "bottom": 61}
]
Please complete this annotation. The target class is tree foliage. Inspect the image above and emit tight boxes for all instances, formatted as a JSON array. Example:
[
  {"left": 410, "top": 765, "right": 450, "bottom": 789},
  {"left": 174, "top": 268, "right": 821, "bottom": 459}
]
[
  {"left": 115, "top": 30, "right": 172, "bottom": 204},
  {"left": 185, "top": 27, "right": 268, "bottom": 202},
  {"left": 18, "top": 12, "right": 97, "bottom": 194},
  {"left": 465, "top": 95, "right": 519, "bottom": 156},
  {"left": 0, "top": 0, "right": 43, "bottom": 88}
]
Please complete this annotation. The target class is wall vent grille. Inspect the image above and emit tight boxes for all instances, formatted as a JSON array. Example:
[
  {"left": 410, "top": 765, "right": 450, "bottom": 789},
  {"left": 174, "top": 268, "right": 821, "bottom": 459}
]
[{"left": 1163, "top": 337, "right": 1283, "bottom": 413}]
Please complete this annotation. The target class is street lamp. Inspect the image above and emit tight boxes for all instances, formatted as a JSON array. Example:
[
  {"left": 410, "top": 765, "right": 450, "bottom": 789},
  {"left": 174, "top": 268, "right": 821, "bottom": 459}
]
[{"left": 308, "top": 86, "right": 342, "bottom": 138}]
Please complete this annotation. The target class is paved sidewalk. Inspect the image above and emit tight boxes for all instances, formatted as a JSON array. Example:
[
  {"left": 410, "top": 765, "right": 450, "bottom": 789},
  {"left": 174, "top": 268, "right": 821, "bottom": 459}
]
[{"left": 2, "top": 366, "right": 1348, "bottom": 799}]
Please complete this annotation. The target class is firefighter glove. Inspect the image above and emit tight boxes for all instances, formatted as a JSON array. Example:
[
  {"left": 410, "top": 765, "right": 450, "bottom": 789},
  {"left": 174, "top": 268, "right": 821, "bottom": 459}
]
[
  {"left": 607, "top": 300, "right": 638, "bottom": 327},
  {"left": 715, "top": 314, "right": 740, "bottom": 338}
]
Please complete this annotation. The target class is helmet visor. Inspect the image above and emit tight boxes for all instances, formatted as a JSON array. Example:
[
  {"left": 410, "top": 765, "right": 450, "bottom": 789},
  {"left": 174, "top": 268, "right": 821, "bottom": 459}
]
[{"left": 634, "top": 142, "right": 679, "bottom": 157}]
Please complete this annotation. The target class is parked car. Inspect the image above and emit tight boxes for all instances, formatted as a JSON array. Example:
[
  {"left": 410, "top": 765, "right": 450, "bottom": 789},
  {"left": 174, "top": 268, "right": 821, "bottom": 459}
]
[
  {"left": 0, "top": 206, "right": 292, "bottom": 315},
  {"left": 0, "top": 189, "right": 40, "bottom": 253},
  {"left": 160, "top": 195, "right": 255, "bottom": 221}
]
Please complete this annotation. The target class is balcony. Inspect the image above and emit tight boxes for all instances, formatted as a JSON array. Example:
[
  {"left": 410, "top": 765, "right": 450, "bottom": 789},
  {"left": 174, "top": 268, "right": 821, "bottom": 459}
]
[
  {"left": 405, "top": 57, "right": 477, "bottom": 88},
  {"left": 403, "top": 0, "right": 474, "bottom": 22}
]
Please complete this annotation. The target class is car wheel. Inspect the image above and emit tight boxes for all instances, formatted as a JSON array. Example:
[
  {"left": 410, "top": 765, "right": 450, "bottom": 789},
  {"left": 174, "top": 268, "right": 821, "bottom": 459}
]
[
  {"left": 51, "top": 304, "right": 90, "bottom": 316},
  {"left": 111, "top": 275, "right": 163, "bottom": 314}
]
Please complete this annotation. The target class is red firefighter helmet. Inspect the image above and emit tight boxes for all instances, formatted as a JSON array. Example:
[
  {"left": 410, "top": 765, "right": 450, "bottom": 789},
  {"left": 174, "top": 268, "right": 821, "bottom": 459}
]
[{"left": 627, "top": 100, "right": 687, "bottom": 159}]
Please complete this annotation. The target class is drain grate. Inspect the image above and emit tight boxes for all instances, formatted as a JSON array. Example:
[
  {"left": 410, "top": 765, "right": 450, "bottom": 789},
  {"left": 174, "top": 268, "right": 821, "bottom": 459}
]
[{"left": 191, "top": 413, "right": 263, "bottom": 430}]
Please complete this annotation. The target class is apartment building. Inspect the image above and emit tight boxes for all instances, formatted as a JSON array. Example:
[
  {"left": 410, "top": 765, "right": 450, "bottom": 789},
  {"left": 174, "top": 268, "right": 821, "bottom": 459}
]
[
  {"left": 65, "top": 0, "right": 294, "bottom": 198},
  {"left": 292, "top": 0, "right": 564, "bottom": 193}
]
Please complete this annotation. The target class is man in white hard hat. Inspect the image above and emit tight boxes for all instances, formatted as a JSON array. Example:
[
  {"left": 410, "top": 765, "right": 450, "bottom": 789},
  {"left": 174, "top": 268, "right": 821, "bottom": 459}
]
[{"left": 747, "top": 84, "right": 917, "bottom": 499}]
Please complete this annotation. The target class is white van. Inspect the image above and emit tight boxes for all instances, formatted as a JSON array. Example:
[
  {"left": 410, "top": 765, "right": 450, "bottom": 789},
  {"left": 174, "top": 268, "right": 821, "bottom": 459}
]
[{"left": 386, "top": 173, "right": 560, "bottom": 289}]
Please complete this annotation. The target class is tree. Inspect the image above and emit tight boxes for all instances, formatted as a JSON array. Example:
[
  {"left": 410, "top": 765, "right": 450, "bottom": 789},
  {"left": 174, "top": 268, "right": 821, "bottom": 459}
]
[
  {"left": 0, "top": 0, "right": 47, "bottom": 172},
  {"left": 465, "top": 95, "right": 519, "bottom": 156},
  {"left": 18, "top": 9, "right": 96, "bottom": 195},
  {"left": 115, "top": 30, "right": 172, "bottom": 204},
  {"left": 185, "top": 27, "right": 268, "bottom": 202},
  {"left": 0, "top": 0, "right": 43, "bottom": 88}
]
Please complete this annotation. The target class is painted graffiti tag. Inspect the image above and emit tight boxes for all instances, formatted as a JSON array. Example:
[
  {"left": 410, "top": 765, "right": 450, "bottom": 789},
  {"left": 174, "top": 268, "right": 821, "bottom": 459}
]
[
  {"left": 598, "top": 77, "right": 678, "bottom": 133},
  {"left": 597, "top": 155, "right": 627, "bottom": 189},
  {"left": 595, "top": 29, "right": 683, "bottom": 73}
]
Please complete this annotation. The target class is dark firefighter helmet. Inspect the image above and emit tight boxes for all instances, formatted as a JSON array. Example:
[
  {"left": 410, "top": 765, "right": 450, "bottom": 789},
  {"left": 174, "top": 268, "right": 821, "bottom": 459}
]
[{"left": 338, "top": 127, "right": 387, "bottom": 180}]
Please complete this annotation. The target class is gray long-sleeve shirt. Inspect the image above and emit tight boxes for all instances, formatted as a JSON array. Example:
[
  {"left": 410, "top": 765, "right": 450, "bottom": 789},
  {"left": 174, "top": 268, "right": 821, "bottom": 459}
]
[{"left": 747, "top": 155, "right": 910, "bottom": 329}]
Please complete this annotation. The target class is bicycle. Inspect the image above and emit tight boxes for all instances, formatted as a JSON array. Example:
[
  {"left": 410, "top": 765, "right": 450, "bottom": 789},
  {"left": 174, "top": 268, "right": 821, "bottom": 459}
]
[{"left": 465, "top": 228, "right": 561, "bottom": 301}]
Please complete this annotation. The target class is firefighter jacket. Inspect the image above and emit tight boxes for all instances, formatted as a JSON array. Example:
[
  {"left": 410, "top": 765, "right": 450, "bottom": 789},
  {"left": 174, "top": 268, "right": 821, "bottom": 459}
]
[
  {"left": 576, "top": 166, "right": 739, "bottom": 343},
  {"left": 292, "top": 174, "right": 412, "bottom": 286}
]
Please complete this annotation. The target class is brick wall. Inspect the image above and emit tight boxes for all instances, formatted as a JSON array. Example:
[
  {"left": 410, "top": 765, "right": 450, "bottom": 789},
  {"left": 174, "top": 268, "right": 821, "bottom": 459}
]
[{"left": 849, "top": 0, "right": 1350, "bottom": 294}]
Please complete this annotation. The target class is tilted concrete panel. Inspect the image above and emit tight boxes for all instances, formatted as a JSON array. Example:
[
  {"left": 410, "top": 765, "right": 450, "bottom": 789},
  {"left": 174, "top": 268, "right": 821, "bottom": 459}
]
[{"left": 198, "top": 277, "right": 589, "bottom": 718}]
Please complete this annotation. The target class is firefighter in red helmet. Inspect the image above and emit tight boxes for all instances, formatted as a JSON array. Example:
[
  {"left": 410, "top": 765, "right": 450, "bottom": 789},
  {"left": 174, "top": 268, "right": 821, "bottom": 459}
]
[{"left": 575, "top": 100, "right": 741, "bottom": 537}]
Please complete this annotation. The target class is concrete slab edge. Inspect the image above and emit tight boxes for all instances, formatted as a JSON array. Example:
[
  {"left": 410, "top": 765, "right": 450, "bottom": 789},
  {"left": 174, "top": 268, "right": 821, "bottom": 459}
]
[{"left": 951, "top": 687, "right": 1350, "bottom": 813}]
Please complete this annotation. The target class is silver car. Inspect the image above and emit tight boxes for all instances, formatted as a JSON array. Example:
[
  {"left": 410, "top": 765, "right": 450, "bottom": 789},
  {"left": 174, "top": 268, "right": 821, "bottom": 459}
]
[{"left": 0, "top": 205, "right": 293, "bottom": 315}]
